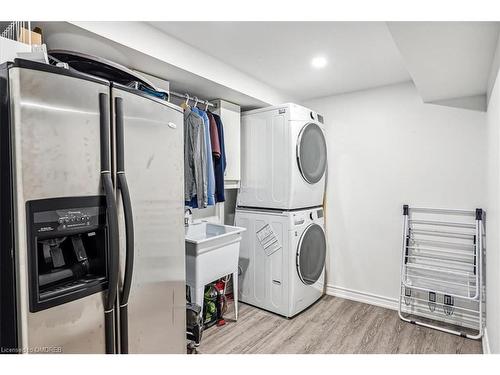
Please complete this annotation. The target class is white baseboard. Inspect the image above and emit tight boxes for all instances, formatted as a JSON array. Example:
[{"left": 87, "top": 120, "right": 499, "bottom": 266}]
[
  {"left": 325, "top": 284, "right": 399, "bottom": 311},
  {"left": 482, "top": 328, "right": 491, "bottom": 354}
]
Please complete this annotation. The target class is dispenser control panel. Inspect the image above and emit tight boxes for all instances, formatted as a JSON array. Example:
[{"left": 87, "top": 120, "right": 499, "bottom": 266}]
[
  {"left": 56, "top": 208, "right": 97, "bottom": 229},
  {"left": 33, "top": 205, "right": 103, "bottom": 234}
]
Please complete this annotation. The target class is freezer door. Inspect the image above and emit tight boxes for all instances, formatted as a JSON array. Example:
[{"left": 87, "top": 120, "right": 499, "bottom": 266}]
[
  {"left": 112, "top": 88, "right": 186, "bottom": 353},
  {"left": 8, "top": 66, "right": 110, "bottom": 353}
]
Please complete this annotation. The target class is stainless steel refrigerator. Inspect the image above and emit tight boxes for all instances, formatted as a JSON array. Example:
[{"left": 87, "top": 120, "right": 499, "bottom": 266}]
[{"left": 0, "top": 59, "right": 186, "bottom": 354}]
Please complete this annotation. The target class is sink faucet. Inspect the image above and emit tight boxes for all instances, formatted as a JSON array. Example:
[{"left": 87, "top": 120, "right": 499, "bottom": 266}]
[{"left": 184, "top": 208, "right": 193, "bottom": 227}]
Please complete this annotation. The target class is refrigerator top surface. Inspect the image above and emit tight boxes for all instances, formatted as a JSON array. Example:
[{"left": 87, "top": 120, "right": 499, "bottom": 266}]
[{"left": 8, "top": 58, "right": 110, "bottom": 87}]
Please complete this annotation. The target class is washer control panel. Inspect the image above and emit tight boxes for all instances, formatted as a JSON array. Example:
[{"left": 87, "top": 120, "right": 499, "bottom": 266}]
[{"left": 293, "top": 208, "right": 324, "bottom": 226}]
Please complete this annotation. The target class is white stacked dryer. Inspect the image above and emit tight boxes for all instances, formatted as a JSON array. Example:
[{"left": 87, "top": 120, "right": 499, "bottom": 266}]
[
  {"left": 238, "top": 103, "right": 327, "bottom": 210},
  {"left": 236, "top": 103, "right": 327, "bottom": 317}
]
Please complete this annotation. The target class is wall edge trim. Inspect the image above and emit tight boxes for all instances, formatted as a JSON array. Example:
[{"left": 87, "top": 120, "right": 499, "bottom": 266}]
[
  {"left": 482, "top": 327, "right": 491, "bottom": 354},
  {"left": 325, "top": 284, "right": 399, "bottom": 311}
]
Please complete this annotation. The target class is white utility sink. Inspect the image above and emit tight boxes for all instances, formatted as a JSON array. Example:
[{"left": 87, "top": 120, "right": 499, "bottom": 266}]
[
  {"left": 185, "top": 221, "right": 246, "bottom": 321},
  {"left": 185, "top": 221, "right": 245, "bottom": 247}
]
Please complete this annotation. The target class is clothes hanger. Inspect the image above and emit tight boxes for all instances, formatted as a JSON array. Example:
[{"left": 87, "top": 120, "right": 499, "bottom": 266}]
[
  {"left": 205, "top": 100, "right": 210, "bottom": 111},
  {"left": 193, "top": 97, "right": 199, "bottom": 108},
  {"left": 181, "top": 94, "right": 190, "bottom": 110}
]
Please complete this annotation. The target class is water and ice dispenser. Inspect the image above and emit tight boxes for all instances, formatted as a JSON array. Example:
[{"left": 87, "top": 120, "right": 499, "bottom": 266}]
[{"left": 26, "top": 196, "right": 109, "bottom": 312}]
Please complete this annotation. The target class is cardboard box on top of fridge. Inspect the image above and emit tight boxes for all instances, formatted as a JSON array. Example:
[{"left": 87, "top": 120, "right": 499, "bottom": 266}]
[{"left": 17, "top": 27, "right": 42, "bottom": 45}]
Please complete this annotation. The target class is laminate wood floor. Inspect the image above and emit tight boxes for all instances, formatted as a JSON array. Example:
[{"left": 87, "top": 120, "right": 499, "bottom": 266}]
[{"left": 197, "top": 295, "right": 482, "bottom": 354}]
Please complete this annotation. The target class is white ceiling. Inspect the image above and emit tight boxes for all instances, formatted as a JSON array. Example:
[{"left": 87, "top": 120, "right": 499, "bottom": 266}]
[
  {"left": 388, "top": 22, "right": 500, "bottom": 103},
  {"left": 149, "top": 22, "right": 412, "bottom": 101},
  {"left": 37, "top": 22, "right": 500, "bottom": 109}
]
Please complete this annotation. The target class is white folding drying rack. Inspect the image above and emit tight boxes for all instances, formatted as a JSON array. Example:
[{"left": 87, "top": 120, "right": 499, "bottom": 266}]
[{"left": 398, "top": 205, "right": 485, "bottom": 339}]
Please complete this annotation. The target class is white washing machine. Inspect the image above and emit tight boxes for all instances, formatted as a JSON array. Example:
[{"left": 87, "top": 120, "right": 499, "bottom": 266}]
[
  {"left": 238, "top": 103, "right": 327, "bottom": 210},
  {"left": 235, "top": 206, "right": 326, "bottom": 318}
]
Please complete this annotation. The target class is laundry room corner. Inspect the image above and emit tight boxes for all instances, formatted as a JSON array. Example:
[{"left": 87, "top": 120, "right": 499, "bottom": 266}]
[{"left": 303, "top": 81, "right": 488, "bottom": 308}]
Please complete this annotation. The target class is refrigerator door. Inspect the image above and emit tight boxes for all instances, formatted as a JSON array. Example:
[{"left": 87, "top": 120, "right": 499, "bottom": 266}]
[
  {"left": 8, "top": 64, "right": 110, "bottom": 353},
  {"left": 112, "top": 87, "right": 186, "bottom": 353}
]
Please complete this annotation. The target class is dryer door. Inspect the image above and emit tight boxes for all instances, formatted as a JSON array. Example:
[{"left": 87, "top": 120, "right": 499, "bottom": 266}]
[
  {"left": 296, "top": 123, "right": 327, "bottom": 184},
  {"left": 296, "top": 223, "right": 326, "bottom": 285}
]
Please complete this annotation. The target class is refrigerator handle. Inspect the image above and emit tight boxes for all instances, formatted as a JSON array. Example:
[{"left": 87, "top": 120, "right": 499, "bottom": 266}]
[
  {"left": 115, "top": 97, "right": 135, "bottom": 354},
  {"left": 99, "top": 92, "right": 119, "bottom": 354}
]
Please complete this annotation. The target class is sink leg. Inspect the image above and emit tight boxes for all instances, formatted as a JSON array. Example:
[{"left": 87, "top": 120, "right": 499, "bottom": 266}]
[
  {"left": 232, "top": 271, "right": 238, "bottom": 321},
  {"left": 193, "top": 286, "right": 205, "bottom": 321}
]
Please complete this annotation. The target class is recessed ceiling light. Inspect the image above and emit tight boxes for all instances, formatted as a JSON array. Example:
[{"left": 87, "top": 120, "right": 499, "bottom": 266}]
[{"left": 311, "top": 56, "right": 327, "bottom": 69}]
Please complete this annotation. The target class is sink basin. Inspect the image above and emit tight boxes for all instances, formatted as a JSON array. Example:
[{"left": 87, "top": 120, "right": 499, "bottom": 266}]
[
  {"left": 185, "top": 221, "right": 246, "bottom": 321},
  {"left": 185, "top": 221, "right": 245, "bottom": 247}
]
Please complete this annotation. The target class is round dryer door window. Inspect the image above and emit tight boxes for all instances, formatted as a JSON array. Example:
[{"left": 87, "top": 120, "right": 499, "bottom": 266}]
[
  {"left": 297, "top": 123, "right": 327, "bottom": 184},
  {"left": 297, "top": 223, "right": 326, "bottom": 285}
]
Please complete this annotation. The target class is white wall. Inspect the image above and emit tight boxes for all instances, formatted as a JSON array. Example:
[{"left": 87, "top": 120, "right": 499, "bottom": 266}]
[
  {"left": 486, "top": 64, "right": 500, "bottom": 354},
  {"left": 0, "top": 36, "right": 31, "bottom": 64},
  {"left": 303, "top": 82, "right": 487, "bottom": 309}
]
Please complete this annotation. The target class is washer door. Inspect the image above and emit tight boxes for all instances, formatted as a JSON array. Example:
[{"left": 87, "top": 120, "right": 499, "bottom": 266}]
[
  {"left": 296, "top": 123, "right": 327, "bottom": 184},
  {"left": 297, "top": 223, "right": 326, "bottom": 285}
]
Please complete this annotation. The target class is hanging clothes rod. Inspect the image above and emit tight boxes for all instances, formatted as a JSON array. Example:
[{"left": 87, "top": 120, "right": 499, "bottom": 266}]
[{"left": 168, "top": 90, "right": 216, "bottom": 108}]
